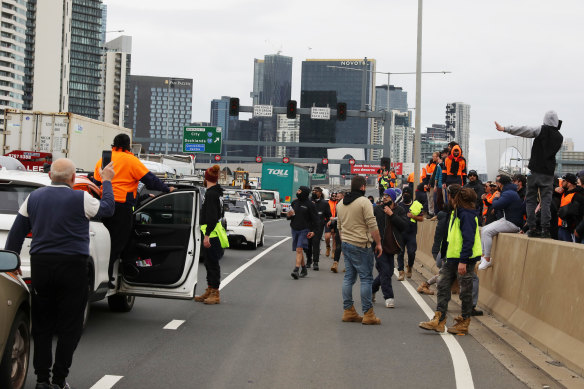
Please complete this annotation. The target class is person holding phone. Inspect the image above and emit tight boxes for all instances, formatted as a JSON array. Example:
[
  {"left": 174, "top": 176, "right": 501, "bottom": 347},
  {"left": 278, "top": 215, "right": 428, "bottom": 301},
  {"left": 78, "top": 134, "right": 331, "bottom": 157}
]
[
  {"left": 93, "top": 134, "right": 174, "bottom": 287},
  {"left": 287, "top": 186, "right": 317, "bottom": 279}
]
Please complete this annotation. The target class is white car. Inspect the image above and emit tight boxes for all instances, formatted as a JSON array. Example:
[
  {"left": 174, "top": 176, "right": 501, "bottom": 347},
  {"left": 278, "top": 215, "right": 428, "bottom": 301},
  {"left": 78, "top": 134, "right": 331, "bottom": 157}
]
[
  {"left": 224, "top": 199, "right": 264, "bottom": 249},
  {"left": 0, "top": 169, "right": 204, "bottom": 324},
  {"left": 257, "top": 190, "right": 282, "bottom": 218}
]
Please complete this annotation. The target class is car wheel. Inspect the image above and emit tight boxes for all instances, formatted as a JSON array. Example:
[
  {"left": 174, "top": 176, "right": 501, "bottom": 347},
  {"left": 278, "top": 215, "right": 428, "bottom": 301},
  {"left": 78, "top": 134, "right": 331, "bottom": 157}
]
[
  {"left": 108, "top": 294, "right": 135, "bottom": 313},
  {"left": 249, "top": 230, "right": 258, "bottom": 250},
  {"left": 0, "top": 310, "right": 30, "bottom": 389},
  {"left": 258, "top": 228, "right": 265, "bottom": 247}
]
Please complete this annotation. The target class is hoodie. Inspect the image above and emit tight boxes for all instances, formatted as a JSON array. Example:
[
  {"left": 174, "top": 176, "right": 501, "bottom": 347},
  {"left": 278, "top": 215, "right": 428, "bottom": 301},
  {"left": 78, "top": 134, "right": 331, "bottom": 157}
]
[
  {"left": 491, "top": 183, "right": 524, "bottom": 227},
  {"left": 201, "top": 184, "right": 224, "bottom": 236},
  {"left": 504, "top": 111, "right": 564, "bottom": 176},
  {"left": 288, "top": 186, "right": 318, "bottom": 232},
  {"left": 336, "top": 191, "right": 378, "bottom": 248},
  {"left": 442, "top": 145, "right": 467, "bottom": 186}
]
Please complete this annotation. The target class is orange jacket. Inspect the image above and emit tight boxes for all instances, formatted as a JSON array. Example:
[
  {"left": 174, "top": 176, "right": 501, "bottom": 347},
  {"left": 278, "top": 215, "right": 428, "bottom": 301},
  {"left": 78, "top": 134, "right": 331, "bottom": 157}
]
[
  {"left": 328, "top": 199, "right": 337, "bottom": 218},
  {"left": 94, "top": 148, "right": 150, "bottom": 203},
  {"left": 443, "top": 145, "right": 467, "bottom": 184},
  {"left": 558, "top": 192, "right": 576, "bottom": 226}
]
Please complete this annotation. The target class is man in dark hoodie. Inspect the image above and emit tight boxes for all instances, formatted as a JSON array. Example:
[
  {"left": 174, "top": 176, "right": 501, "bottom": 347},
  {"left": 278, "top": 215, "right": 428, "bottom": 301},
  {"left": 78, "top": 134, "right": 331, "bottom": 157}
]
[
  {"left": 478, "top": 175, "right": 524, "bottom": 270},
  {"left": 305, "top": 187, "right": 331, "bottom": 270},
  {"left": 495, "top": 111, "right": 563, "bottom": 238},
  {"left": 194, "top": 165, "right": 227, "bottom": 304},
  {"left": 464, "top": 170, "right": 484, "bottom": 220},
  {"left": 556, "top": 173, "right": 584, "bottom": 242},
  {"left": 287, "top": 186, "right": 317, "bottom": 279}
]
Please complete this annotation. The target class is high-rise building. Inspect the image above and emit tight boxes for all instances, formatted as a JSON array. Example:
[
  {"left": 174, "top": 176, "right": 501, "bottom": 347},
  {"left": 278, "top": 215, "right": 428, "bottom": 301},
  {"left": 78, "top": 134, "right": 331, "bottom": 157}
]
[
  {"left": 371, "top": 85, "right": 409, "bottom": 160},
  {"left": 210, "top": 96, "right": 231, "bottom": 154},
  {"left": 276, "top": 114, "right": 299, "bottom": 158},
  {"left": 389, "top": 111, "right": 414, "bottom": 164},
  {"left": 0, "top": 0, "right": 28, "bottom": 124},
  {"left": 445, "top": 102, "right": 471, "bottom": 162},
  {"left": 250, "top": 59, "right": 264, "bottom": 105},
  {"left": 300, "top": 58, "right": 375, "bottom": 158},
  {"left": 421, "top": 124, "right": 450, "bottom": 163},
  {"left": 126, "top": 76, "right": 193, "bottom": 154},
  {"left": 102, "top": 35, "right": 131, "bottom": 126}
]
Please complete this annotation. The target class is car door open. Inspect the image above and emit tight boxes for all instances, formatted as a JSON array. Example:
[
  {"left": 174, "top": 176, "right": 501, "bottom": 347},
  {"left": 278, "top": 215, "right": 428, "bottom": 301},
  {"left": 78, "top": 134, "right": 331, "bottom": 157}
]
[{"left": 118, "top": 189, "right": 200, "bottom": 299}]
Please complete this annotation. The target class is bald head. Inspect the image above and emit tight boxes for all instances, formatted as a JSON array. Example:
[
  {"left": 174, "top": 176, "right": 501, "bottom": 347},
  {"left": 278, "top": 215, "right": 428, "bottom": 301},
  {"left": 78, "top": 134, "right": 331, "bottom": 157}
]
[{"left": 49, "top": 158, "right": 76, "bottom": 186}]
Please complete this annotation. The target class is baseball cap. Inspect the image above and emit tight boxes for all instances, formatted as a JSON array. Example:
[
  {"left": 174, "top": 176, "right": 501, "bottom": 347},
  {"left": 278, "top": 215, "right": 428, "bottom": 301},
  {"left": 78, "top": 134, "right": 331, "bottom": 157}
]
[{"left": 562, "top": 173, "right": 578, "bottom": 185}]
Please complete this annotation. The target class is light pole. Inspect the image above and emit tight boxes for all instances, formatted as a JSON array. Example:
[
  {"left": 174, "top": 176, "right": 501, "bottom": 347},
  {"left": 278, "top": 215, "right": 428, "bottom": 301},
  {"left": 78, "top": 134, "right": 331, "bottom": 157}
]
[{"left": 413, "top": 0, "right": 424, "bottom": 192}]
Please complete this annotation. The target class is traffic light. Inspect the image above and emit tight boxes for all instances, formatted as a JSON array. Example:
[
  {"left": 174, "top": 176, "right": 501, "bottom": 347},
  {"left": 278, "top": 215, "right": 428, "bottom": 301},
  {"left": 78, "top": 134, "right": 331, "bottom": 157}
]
[
  {"left": 337, "top": 102, "right": 347, "bottom": 121},
  {"left": 286, "top": 100, "right": 297, "bottom": 119},
  {"left": 229, "top": 97, "right": 239, "bottom": 116}
]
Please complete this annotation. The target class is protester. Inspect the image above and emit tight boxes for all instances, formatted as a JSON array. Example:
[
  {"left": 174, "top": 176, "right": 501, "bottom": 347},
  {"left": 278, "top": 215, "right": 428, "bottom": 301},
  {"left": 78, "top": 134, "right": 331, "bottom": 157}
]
[
  {"left": 478, "top": 175, "right": 524, "bottom": 270},
  {"left": 330, "top": 191, "right": 344, "bottom": 273},
  {"left": 418, "top": 187, "right": 482, "bottom": 335},
  {"left": 415, "top": 183, "right": 429, "bottom": 214},
  {"left": 425, "top": 152, "right": 439, "bottom": 217},
  {"left": 495, "top": 111, "right": 564, "bottom": 238},
  {"left": 464, "top": 170, "right": 484, "bottom": 221},
  {"left": 512, "top": 174, "right": 527, "bottom": 201},
  {"left": 367, "top": 195, "right": 375, "bottom": 204},
  {"left": 325, "top": 192, "right": 338, "bottom": 257},
  {"left": 287, "top": 186, "right": 317, "bottom": 279},
  {"left": 5, "top": 158, "right": 115, "bottom": 389},
  {"left": 556, "top": 173, "right": 584, "bottom": 242},
  {"left": 481, "top": 181, "right": 494, "bottom": 225},
  {"left": 378, "top": 169, "right": 391, "bottom": 198},
  {"left": 194, "top": 165, "right": 228, "bottom": 304},
  {"left": 442, "top": 145, "right": 467, "bottom": 187},
  {"left": 372, "top": 188, "right": 409, "bottom": 308},
  {"left": 336, "top": 176, "right": 383, "bottom": 325},
  {"left": 305, "top": 187, "right": 331, "bottom": 270},
  {"left": 483, "top": 182, "right": 500, "bottom": 226},
  {"left": 93, "top": 134, "right": 173, "bottom": 287},
  {"left": 396, "top": 187, "right": 424, "bottom": 280}
]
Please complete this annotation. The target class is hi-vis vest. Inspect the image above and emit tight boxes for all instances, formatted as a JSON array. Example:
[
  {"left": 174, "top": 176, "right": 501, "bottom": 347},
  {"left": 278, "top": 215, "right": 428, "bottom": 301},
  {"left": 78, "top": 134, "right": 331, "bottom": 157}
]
[
  {"left": 446, "top": 211, "right": 482, "bottom": 259},
  {"left": 201, "top": 223, "right": 230, "bottom": 248},
  {"left": 558, "top": 192, "right": 576, "bottom": 227},
  {"left": 409, "top": 200, "right": 423, "bottom": 223}
]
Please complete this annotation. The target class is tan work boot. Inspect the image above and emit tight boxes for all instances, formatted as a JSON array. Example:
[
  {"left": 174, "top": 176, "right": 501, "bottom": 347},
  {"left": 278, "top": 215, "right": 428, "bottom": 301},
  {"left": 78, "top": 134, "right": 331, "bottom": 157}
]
[
  {"left": 326, "top": 246, "right": 331, "bottom": 257},
  {"left": 417, "top": 282, "right": 435, "bottom": 295},
  {"left": 451, "top": 280, "right": 460, "bottom": 295},
  {"left": 398, "top": 271, "right": 405, "bottom": 281},
  {"left": 406, "top": 266, "right": 412, "bottom": 278},
  {"left": 447, "top": 315, "right": 471, "bottom": 335},
  {"left": 342, "top": 306, "right": 363, "bottom": 323},
  {"left": 362, "top": 308, "right": 381, "bottom": 325},
  {"left": 419, "top": 311, "right": 446, "bottom": 333},
  {"left": 194, "top": 287, "right": 212, "bottom": 302},
  {"left": 203, "top": 288, "right": 220, "bottom": 304},
  {"left": 330, "top": 262, "right": 338, "bottom": 273}
]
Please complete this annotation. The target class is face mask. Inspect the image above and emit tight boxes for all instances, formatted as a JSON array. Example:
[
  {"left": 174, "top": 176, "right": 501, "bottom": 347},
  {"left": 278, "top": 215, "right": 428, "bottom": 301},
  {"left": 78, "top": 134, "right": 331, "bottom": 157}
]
[
  {"left": 311, "top": 193, "right": 318, "bottom": 200},
  {"left": 297, "top": 191, "right": 308, "bottom": 200},
  {"left": 359, "top": 189, "right": 366, "bottom": 196},
  {"left": 403, "top": 194, "right": 412, "bottom": 204}
]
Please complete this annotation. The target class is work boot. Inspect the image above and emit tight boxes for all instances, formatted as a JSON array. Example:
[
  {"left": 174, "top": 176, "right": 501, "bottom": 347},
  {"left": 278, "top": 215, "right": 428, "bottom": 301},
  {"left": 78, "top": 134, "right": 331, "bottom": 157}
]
[
  {"left": 541, "top": 228, "right": 551, "bottom": 239},
  {"left": 451, "top": 280, "right": 460, "bottom": 295},
  {"left": 203, "top": 288, "right": 220, "bottom": 304},
  {"left": 326, "top": 246, "right": 331, "bottom": 257},
  {"left": 306, "top": 261, "right": 312, "bottom": 269},
  {"left": 330, "top": 262, "right": 338, "bottom": 273},
  {"left": 406, "top": 266, "right": 412, "bottom": 278},
  {"left": 398, "top": 271, "right": 405, "bottom": 281},
  {"left": 291, "top": 269, "right": 300, "bottom": 280},
  {"left": 447, "top": 315, "right": 471, "bottom": 335},
  {"left": 194, "top": 287, "right": 212, "bottom": 302},
  {"left": 419, "top": 311, "right": 446, "bottom": 333},
  {"left": 342, "top": 306, "right": 363, "bottom": 323},
  {"left": 313, "top": 262, "right": 319, "bottom": 271},
  {"left": 417, "top": 282, "right": 434, "bottom": 295},
  {"left": 300, "top": 267, "right": 308, "bottom": 278},
  {"left": 471, "top": 307, "right": 483, "bottom": 316},
  {"left": 527, "top": 228, "right": 542, "bottom": 238},
  {"left": 362, "top": 308, "right": 381, "bottom": 325}
]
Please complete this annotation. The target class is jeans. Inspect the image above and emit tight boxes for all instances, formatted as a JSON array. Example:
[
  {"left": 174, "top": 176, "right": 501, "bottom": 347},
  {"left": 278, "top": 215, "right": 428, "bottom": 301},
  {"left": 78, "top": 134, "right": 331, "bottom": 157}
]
[
  {"left": 397, "top": 229, "right": 417, "bottom": 271},
  {"left": 372, "top": 252, "right": 395, "bottom": 299},
  {"left": 481, "top": 218, "right": 521, "bottom": 257},
  {"left": 557, "top": 227, "right": 575, "bottom": 242},
  {"left": 436, "top": 260, "right": 476, "bottom": 318},
  {"left": 526, "top": 173, "right": 554, "bottom": 229},
  {"left": 342, "top": 242, "right": 374, "bottom": 313}
]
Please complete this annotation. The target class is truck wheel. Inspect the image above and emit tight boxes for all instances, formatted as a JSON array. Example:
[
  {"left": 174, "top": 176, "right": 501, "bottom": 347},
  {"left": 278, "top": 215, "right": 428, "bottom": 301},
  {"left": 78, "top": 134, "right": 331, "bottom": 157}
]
[
  {"left": 0, "top": 310, "right": 30, "bottom": 389},
  {"left": 108, "top": 295, "right": 135, "bottom": 313}
]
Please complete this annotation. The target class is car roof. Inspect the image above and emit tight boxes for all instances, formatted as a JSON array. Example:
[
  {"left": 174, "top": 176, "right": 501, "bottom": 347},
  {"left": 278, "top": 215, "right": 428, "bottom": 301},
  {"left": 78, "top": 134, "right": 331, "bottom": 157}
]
[{"left": 0, "top": 169, "right": 51, "bottom": 186}]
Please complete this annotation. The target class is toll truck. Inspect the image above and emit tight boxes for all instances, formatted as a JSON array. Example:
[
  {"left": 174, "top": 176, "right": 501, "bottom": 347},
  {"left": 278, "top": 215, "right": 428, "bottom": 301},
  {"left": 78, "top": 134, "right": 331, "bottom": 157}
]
[
  {"left": 260, "top": 162, "right": 310, "bottom": 213},
  {"left": 1, "top": 109, "right": 132, "bottom": 172}
]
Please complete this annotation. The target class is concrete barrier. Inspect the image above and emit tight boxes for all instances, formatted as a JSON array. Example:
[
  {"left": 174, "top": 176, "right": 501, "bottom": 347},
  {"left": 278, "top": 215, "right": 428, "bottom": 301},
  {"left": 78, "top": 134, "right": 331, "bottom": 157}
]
[{"left": 415, "top": 220, "right": 584, "bottom": 376}]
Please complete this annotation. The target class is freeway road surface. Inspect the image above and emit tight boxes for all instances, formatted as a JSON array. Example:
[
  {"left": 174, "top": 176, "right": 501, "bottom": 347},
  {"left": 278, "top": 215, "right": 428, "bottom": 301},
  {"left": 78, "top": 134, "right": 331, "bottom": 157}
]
[{"left": 23, "top": 219, "right": 557, "bottom": 389}]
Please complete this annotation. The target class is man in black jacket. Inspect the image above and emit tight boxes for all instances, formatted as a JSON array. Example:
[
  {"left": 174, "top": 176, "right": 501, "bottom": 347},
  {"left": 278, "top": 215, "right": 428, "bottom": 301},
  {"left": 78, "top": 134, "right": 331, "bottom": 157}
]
[
  {"left": 556, "top": 173, "right": 584, "bottom": 242},
  {"left": 464, "top": 170, "right": 484, "bottom": 221},
  {"left": 372, "top": 189, "right": 409, "bottom": 308},
  {"left": 287, "top": 186, "right": 317, "bottom": 279},
  {"left": 495, "top": 111, "right": 563, "bottom": 238},
  {"left": 305, "top": 187, "right": 331, "bottom": 270}
]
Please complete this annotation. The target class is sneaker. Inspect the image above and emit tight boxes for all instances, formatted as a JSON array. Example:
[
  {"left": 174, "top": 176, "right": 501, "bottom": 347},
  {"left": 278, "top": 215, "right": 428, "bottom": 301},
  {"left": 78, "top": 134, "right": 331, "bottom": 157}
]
[
  {"left": 291, "top": 269, "right": 299, "bottom": 280},
  {"left": 306, "top": 262, "right": 312, "bottom": 269},
  {"left": 313, "top": 262, "right": 319, "bottom": 271},
  {"left": 478, "top": 257, "right": 492, "bottom": 270},
  {"left": 385, "top": 298, "right": 395, "bottom": 308},
  {"left": 300, "top": 267, "right": 308, "bottom": 278}
]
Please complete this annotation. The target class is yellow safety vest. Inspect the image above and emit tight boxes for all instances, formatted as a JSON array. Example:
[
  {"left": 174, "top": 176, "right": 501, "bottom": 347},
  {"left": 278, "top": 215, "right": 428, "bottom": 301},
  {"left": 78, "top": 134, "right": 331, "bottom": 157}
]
[
  {"left": 409, "top": 200, "right": 423, "bottom": 223},
  {"left": 446, "top": 212, "right": 482, "bottom": 259},
  {"left": 201, "top": 223, "right": 230, "bottom": 249}
]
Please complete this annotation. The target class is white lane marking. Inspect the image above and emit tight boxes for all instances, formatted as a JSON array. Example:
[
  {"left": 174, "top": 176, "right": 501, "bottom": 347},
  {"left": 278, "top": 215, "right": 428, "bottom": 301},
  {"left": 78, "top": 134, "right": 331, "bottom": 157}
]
[
  {"left": 265, "top": 235, "right": 290, "bottom": 238},
  {"left": 263, "top": 219, "right": 285, "bottom": 223},
  {"left": 395, "top": 269, "right": 475, "bottom": 389},
  {"left": 90, "top": 375, "right": 123, "bottom": 389},
  {"left": 163, "top": 319, "right": 185, "bottom": 330},
  {"left": 220, "top": 237, "right": 291, "bottom": 290}
]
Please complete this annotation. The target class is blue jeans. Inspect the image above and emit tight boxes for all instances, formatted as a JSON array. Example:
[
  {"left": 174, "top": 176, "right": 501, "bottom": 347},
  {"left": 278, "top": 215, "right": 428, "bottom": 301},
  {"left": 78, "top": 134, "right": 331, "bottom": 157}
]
[
  {"left": 342, "top": 242, "right": 374, "bottom": 313},
  {"left": 558, "top": 227, "right": 574, "bottom": 243},
  {"left": 372, "top": 252, "right": 394, "bottom": 299}
]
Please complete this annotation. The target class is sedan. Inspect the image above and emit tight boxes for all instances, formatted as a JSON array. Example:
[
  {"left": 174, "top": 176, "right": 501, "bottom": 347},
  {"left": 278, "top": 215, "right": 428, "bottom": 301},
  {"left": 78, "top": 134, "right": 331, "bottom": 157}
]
[{"left": 224, "top": 199, "right": 264, "bottom": 249}]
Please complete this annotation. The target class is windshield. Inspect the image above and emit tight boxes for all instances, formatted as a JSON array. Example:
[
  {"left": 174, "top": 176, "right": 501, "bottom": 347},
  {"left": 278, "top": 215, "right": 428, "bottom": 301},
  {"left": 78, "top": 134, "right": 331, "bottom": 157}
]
[
  {"left": 224, "top": 200, "right": 248, "bottom": 214},
  {"left": 260, "top": 191, "right": 274, "bottom": 201},
  {"left": 0, "top": 184, "right": 38, "bottom": 214}
]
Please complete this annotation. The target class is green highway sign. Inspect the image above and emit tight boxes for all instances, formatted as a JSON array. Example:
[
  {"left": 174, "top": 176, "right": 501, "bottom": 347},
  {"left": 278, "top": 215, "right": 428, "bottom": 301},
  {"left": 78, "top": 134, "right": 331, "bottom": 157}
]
[
  {"left": 183, "top": 126, "right": 222, "bottom": 154},
  {"left": 311, "top": 173, "right": 327, "bottom": 180}
]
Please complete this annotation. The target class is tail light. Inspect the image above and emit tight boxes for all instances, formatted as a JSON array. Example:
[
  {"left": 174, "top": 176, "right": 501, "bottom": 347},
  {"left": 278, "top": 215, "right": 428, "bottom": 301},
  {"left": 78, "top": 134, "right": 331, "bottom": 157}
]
[
  {"left": 273, "top": 199, "right": 276, "bottom": 208},
  {"left": 240, "top": 218, "right": 253, "bottom": 227}
]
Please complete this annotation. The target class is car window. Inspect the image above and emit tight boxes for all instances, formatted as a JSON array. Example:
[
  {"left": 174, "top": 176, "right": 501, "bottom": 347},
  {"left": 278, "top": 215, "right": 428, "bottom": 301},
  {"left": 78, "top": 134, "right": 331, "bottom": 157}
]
[
  {"left": 0, "top": 184, "right": 38, "bottom": 214},
  {"left": 251, "top": 203, "right": 260, "bottom": 218},
  {"left": 260, "top": 191, "right": 274, "bottom": 201},
  {"left": 225, "top": 200, "right": 247, "bottom": 214},
  {"left": 135, "top": 192, "right": 193, "bottom": 225}
]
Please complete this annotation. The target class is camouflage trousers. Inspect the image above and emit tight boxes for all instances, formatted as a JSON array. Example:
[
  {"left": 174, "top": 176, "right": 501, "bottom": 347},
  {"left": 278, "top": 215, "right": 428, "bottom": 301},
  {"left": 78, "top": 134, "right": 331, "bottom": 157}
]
[{"left": 436, "top": 260, "right": 476, "bottom": 318}]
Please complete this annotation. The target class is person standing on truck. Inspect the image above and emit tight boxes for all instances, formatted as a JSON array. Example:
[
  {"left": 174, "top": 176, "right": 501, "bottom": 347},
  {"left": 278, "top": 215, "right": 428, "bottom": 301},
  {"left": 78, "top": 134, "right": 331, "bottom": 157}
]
[
  {"left": 287, "top": 186, "right": 317, "bottom": 279},
  {"left": 5, "top": 158, "right": 115, "bottom": 389},
  {"left": 93, "top": 134, "right": 174, "bottom": 288}
]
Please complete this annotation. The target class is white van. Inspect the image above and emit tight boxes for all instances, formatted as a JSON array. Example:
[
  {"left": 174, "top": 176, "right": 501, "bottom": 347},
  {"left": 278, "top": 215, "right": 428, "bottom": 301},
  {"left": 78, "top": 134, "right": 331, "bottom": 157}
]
[{"left": 257, "top": 190, "right": 282, "bottom": 218}]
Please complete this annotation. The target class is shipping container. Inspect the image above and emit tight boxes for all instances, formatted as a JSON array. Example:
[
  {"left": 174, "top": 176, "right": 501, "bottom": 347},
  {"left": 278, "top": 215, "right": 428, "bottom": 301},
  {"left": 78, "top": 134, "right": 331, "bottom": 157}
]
[
  {"left": 1, "top": 109, "right": 132, "bottom": 172},
  {"left": 260, "top": 162, "right": 309, "bottom": 203}
]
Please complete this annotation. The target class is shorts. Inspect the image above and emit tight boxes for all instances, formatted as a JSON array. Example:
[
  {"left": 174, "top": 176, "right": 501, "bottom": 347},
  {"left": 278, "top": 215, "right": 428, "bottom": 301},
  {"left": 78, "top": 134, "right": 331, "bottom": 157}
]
[
  {"left": 324, "top": 225, "right": 331, "bottom": 233},
  {"left": 292, "top": 228, "right": 310, "bottom": 251}
]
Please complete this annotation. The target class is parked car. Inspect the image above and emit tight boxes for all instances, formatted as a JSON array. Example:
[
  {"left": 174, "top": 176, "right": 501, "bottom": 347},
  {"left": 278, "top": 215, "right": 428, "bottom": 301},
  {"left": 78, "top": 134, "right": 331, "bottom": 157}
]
[
  {"left": 224, "top": 199, "right": 264, "bottom": 249},
  {"left": 257, "top": 190, "right": 282, "bottom": 218},
  {"left": 0, "top": 170, "right": 204, "bottom": 326},
  {"left": 0, "top": 250, "right": 30, "bottom": 389}
]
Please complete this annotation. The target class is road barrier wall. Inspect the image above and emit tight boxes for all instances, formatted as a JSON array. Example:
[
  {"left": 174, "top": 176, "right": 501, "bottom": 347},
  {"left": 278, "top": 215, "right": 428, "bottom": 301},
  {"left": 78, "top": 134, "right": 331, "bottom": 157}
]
[{"left": 415, "top": 220, "right": 584, "bottom": 376}]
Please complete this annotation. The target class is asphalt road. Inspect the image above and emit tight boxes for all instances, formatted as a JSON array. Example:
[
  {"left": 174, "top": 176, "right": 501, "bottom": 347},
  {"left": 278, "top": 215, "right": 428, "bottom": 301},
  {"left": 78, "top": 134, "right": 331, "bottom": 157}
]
[{"left": 23, "top": 218, "right": 532, "bottom": 389}]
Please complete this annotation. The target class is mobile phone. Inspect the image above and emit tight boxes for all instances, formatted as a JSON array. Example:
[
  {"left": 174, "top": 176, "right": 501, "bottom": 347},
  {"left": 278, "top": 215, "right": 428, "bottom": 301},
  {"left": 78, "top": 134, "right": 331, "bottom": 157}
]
[{"left": 101, "top": 150, "right": 112, "bottom": 169}]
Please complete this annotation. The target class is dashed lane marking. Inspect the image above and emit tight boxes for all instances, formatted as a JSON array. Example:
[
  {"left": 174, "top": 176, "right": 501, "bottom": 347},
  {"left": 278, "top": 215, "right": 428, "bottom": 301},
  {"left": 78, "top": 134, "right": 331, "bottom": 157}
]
[
  {"left": 219, "top": 237, "right": 291, "bottom": 290},
  {"left": 163, "top": 319, "right": 186, "bottom": 330},
  {"left": 89, "top": 375, "right": 124, "bottom": 389},
  {"left": 395, "top": 269, "right": 475, "bottom": 389},
  {"left": 265, "top": 235, "right": 290, "bottom": 238}
]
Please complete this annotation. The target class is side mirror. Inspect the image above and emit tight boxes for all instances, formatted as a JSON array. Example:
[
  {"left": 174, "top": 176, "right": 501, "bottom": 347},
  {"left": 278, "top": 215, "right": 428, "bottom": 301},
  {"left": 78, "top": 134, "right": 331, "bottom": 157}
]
[{"left": 0, "top": 250, "right": 20, "bottom": 272}]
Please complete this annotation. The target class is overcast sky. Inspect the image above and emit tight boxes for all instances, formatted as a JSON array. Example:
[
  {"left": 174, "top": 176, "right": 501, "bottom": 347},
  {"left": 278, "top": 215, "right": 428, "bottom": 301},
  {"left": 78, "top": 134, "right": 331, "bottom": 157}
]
[{"left": 105, "top": 0, "right": 584, "bottom": 173}]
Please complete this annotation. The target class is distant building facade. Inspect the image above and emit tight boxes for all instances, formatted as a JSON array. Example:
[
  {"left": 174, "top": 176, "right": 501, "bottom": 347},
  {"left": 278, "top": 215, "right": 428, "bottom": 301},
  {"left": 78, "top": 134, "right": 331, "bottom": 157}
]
[
  {"left": 445, "top": 102, "right": 471, "bottom": 162},
  {"left": 276, "top": 114, "right": 300, "bottom": 158},
  {"left": 421, "top": 124, "right": 450, "bottom": 163},
  {"left": 390, "top": 111, "right": 414, "bottom": 164},
  {"left": 102, "top": 35, "right": 131, "bottom": 126},
  {"left": 371, "top": 84, "right": 409, "bottom": 160}
]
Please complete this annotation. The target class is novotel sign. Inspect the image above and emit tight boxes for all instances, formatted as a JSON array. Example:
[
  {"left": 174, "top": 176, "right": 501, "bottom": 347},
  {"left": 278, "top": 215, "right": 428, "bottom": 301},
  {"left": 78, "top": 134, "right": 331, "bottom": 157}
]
[{"left": 340, "top": 61, "right": 366, "bottom": 66}]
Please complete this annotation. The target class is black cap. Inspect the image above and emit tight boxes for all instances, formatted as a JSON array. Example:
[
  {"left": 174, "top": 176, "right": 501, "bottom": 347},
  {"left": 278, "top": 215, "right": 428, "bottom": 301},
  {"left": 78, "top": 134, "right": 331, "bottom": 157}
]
[
  {"left": 468, "top": 170, "right": 478, "bottom": 177},
  {"left": 562, "top": 173, "right": 578, "bottom": 185}
]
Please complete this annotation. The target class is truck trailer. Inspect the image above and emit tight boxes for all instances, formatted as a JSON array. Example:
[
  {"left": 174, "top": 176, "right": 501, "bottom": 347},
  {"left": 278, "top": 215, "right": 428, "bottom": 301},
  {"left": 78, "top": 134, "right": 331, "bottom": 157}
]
[
  {"left": 1, "top": 109, "right": 132, "bottom": 172},
  {"left": 261, "top": 162, "right": 310, "bottom": 206}
]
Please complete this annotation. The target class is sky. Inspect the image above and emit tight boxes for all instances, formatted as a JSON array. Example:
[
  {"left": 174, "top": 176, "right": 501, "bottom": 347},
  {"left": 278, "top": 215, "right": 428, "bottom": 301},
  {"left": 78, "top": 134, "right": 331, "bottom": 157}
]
[{"left": 105, "top": 0, "right": 584, "bottom": 173}]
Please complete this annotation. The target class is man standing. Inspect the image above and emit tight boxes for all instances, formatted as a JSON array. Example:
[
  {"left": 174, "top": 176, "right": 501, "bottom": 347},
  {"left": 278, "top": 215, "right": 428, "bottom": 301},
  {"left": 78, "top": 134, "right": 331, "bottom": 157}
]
[
  {"left": 5, "top": 159, "right": 115, "bottom": 389},
  {"left": 396, "top": 187, "right": 424, "bottom": 280},
  {"left": 336, "top": 176, "right": 383, "bottom": 325},
  {"left": 325, "top": 192, "right": 337, "bottom": 257},
  {"left": 330, "top": 191, "right": 344, "bottom": 273},
  {"left": 495, "top": 111, "right": 563, "bottom": 238},
  {"left": 464, "top": 170, "right": 484, "bottom": 222},
  {"left": 287, "top": 186, "right": 317, "bottom": 279},
  {"left": 194, "top": 165, "right": 227, "bottom": 304},
  {"left": 556, "top": 173, "right": 584, "bottom": 242},
  {"left": 442, "top": 145, "right": 467, "bottom": 188},
  {"left": 378, "top": 169, "right": 391, "bottom": 198},
  {"left": 424, "top": 152, "right": 439, "bottom": 217},
  {"left": 305, "top": 187, "right": 331, "bottom": 270}
]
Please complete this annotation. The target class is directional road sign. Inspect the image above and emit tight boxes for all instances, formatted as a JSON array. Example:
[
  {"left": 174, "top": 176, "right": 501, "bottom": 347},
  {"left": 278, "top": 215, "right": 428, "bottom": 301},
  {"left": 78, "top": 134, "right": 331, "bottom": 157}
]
[
  {"left": 253, "top": 105, "right": 273, "bottom": 117},
  {"left": 310, "top": 107, "right": 331, "bottom": 120},
  {"left": 183, "top": 126, "right": 222, "bottom": 154}
]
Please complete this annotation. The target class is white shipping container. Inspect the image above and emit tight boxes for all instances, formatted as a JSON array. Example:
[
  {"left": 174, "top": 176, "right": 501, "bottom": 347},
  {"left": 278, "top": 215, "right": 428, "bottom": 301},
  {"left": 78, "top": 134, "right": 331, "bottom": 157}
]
[{"left": 1, "top": 109, "right": 132, "bottom": 171}]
